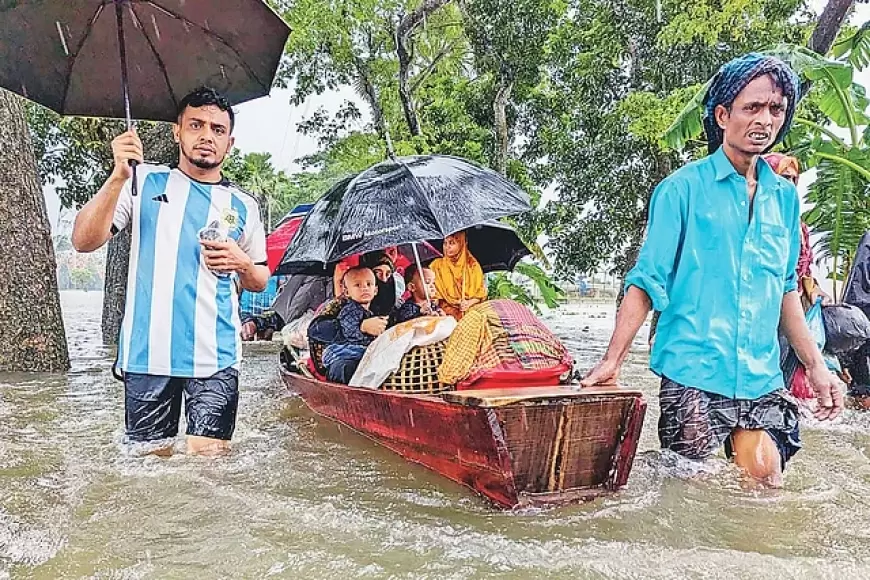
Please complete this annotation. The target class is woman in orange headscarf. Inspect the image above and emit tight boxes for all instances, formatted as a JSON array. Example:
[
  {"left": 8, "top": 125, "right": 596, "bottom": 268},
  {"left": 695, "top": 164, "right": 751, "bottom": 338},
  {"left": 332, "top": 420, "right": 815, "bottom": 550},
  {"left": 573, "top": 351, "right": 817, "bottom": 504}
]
[{"left": 430, "top": 231, "right": 487, "bottom": 320}]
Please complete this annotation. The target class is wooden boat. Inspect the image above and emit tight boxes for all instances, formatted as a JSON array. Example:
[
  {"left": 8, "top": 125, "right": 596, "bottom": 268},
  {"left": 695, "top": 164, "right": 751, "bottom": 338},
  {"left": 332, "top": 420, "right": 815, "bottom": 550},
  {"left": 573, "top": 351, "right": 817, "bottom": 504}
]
[{"left": 282, "top": 370, "right": 647, "bottom": 509}]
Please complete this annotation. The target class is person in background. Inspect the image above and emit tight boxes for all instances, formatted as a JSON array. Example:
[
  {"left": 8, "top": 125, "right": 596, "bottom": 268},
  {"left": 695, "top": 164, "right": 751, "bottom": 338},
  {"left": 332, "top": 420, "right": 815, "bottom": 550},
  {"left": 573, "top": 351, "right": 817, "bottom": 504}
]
[
  {"left": 762, "top": 153, "right": 831, "bottom": 309},
  {"left": 430, "top": 231, "right": 487, "bottom": 320},
  {"left": 764, "top": 153, "right": 833, "bottom": 406},
  {"left": 368, "top": 253, "right": 405, "bottom": 311},
  {"left": 389, "top": 264, "right": 444, "bottom": 326}
]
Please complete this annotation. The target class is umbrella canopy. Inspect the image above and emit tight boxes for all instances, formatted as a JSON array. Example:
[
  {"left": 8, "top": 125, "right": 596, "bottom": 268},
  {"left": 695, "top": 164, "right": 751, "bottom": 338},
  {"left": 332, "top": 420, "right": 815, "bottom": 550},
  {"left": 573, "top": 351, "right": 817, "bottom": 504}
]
[
  {"left": 426, "top": 221, "right": 531, "bottom": 273},
  {"left": 270, "top": 202, "right": 441, "bottom": 276},
  {"left": 277, "top": 155, "right": 531, "bottom": 274},
  {"left": 266, "top": 203, "right": 313, "bottom": 273},
  {"left": 0, "top": 0, "right": 290, "bottom": 122}
]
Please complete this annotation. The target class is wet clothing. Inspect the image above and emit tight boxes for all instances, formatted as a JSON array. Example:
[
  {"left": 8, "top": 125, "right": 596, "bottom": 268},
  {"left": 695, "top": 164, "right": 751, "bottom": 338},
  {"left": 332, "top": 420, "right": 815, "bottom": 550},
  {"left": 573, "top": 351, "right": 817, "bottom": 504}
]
[
  {"left": 842, "top": 232, "right": 870, "bottom": 397},
  {"left": 659, "top": 377, "right": 802, "bottom": 467},
  {"left": 322, "top": 344, "right": 367, "bottom": 383},
  {"left": 124, "top": 367, "right": 240, "bottom": 441},
  {"left": 626, "top": 146, "right": 801, "bottom": 400},
  {"left": 111, "top": 165, "right": 266, "bottom": 378}
]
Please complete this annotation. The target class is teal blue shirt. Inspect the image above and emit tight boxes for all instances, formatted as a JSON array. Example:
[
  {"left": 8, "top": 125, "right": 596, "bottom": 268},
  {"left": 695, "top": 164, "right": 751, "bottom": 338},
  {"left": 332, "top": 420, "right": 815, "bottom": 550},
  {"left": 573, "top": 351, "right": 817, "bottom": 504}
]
[{"left": 626, "top": 147, "right": 801, "bottom": 400}]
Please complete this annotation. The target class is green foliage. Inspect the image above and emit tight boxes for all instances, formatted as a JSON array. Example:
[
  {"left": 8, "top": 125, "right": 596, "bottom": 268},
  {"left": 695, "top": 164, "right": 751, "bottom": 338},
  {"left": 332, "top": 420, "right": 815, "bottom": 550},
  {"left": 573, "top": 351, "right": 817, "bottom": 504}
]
[
  {"left": 27, "top": 105, "right": 175, "bottom": 209},
  {"left": 832, "top": 22, "right": 870, "bottom": 71},
  {"left": 69, "top": 267, "right": 101, "bottom": 291},
  {"left": 486, "top": 262, "right": 564, "bottom": 314},
  {"left": 222, "top": 149, "right": 327, "bottom": 230},
  {"left": 526, "top": 0, "right": 808, "bottom": 279}
]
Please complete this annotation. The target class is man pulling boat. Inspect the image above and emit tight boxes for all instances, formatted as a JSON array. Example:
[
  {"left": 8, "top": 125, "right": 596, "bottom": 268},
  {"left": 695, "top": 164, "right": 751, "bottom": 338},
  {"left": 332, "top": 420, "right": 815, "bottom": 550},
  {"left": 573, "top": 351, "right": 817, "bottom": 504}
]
[{"left": 582, "top": 54, "right": 844, "bottom": 486}]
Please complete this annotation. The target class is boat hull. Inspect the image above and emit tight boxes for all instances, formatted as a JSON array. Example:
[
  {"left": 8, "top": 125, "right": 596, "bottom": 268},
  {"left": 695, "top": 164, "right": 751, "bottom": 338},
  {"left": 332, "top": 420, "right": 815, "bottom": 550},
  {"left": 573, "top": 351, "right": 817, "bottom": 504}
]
[{"left": 282, "top": 371, "right": 646, "bottom": 509}]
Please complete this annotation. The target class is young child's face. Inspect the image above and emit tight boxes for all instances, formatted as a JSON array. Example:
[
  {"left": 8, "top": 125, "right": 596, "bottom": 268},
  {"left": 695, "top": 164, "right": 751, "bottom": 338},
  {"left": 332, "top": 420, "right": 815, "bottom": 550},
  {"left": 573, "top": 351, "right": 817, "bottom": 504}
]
[
  {"left": 443, "top": 235, "right": 462, "bottom": 259},
  {"left": 344, "top": 269, "right": 377, "bottom": 305},
  {"left": 409, "top": 269, "right": 436, "bottom": 302},
  {"left": 372, "top": 264, "right": 392, "bottom": 282}
]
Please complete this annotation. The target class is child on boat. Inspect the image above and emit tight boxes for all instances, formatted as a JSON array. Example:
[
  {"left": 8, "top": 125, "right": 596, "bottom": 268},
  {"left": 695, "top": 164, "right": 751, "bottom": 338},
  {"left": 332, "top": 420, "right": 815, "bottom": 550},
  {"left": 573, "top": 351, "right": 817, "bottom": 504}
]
[
  {"left": 389, "top": 264, "right": 444, "bottom": 326},
  {"left": 322, "top": 267, "right": 388, "bottom": 383}
]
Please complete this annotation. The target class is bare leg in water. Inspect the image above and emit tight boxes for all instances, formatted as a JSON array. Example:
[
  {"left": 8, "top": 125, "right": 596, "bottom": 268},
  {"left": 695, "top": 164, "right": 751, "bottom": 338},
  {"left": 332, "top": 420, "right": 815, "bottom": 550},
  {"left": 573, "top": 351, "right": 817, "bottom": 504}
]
[{"left": 730, "top": 428, "right": 783, "bottom": 488}]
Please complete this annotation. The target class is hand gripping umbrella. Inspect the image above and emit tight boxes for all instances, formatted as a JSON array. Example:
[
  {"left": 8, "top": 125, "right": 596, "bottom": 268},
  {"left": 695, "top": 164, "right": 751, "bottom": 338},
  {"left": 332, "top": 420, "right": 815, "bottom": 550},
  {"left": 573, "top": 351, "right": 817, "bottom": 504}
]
[{"left": 0, "top": 0, "right": 290, "bottom": 194}]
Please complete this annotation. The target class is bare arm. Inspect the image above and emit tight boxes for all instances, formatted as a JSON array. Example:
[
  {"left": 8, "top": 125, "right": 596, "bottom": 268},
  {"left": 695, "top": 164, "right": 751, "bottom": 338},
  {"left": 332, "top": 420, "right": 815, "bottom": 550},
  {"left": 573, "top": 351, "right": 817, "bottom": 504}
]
[
  {"left": 580, "top": 286, "right": 652, "bottom": 386},
  {"left": 71, "top": 130, "right": 142, "bottom": 253},
  {"left": 780, "top": 291, "right": 824, "bottom": 370},
  {"left": 238, "top": 263, "right": 271, "bottom": 293},
  {"left": 71, "top": 175, "right": 127, "bottom": 252},
  {"left": 780, "top": 291, "right": 844, "bottom": 419}
]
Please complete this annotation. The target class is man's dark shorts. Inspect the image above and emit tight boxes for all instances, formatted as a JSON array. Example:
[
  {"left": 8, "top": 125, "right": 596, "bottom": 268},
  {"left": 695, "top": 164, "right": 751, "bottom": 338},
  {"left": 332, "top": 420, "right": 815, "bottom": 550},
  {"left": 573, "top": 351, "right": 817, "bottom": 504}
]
[
  {"left": 123, "top": 368, "right": 239, "bottom": 442},
  {"left": 658, "top": 377, "right": 802, "bottom": 468}
]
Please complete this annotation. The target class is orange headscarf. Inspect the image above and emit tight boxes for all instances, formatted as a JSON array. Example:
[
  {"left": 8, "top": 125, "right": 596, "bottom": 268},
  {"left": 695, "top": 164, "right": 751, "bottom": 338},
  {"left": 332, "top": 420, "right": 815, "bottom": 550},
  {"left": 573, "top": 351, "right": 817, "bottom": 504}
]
[
  {"left": 763, "top": 153, "right": 800, "bottom": 180},
  {"left": 430, "top": 231, "right": 486, "bottom": 307}
]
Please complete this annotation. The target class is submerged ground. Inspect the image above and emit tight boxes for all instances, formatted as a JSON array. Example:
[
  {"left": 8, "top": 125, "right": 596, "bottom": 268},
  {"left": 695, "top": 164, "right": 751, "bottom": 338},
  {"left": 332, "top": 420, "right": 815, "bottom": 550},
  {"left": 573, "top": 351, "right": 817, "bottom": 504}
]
[{"left": 1, "top": 291, "right": 869, "bottom": 579}]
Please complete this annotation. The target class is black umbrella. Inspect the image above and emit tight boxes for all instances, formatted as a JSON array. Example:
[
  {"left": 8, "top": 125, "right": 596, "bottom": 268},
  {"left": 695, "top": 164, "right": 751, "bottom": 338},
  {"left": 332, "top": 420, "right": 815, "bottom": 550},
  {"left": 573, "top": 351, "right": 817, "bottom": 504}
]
[
  {"left": 426, "top": 221, "right": 531, "bottom": 273},
  {"left": 276, "top": 154, "right": 532, "bottom": 275},
  {"left": 0, "top": 0, "right": 290, "bottom": 192}
]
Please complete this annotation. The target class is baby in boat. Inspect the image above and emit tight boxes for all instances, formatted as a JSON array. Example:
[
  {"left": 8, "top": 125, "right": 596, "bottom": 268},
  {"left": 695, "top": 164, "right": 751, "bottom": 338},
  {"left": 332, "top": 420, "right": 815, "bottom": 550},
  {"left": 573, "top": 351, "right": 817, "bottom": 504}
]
[
  {"left": 322, "top": 266, "right": 388, "bottom": 383},
  {"left": 389, "top": 264, "right": 445, "bottom": 326}
]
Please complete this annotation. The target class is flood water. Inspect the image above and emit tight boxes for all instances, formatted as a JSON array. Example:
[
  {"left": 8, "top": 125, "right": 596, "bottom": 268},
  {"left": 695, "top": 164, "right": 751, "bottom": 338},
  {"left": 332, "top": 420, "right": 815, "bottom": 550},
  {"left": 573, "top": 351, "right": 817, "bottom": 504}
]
[{"left": 2, "top": 291, "right": 870, "bottom": 579}]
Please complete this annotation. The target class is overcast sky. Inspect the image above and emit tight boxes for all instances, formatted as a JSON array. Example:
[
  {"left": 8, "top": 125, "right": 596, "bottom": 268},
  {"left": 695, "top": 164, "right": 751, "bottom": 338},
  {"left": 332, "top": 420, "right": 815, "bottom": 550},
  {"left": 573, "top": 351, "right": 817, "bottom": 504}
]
[{"left": 46, "top": 3, "right": 869, "bottom": 231}]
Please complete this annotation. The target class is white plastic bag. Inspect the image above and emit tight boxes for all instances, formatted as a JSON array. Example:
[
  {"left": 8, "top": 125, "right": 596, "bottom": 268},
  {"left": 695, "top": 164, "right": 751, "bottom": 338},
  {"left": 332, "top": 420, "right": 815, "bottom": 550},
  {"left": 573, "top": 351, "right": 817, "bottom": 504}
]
[
  {"left": 349, "top": 316, "right": 457, "bottom": 388},
  {"left": 282, "top": 310, "right": 316, "bottom": 350}
]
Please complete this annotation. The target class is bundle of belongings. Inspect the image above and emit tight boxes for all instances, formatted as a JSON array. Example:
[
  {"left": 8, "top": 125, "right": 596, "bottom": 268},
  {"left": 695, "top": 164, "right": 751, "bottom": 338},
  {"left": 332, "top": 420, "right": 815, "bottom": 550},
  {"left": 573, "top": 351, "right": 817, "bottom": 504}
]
[
  {"left": 437, "top": 299, "right": 573, "bottom": 389},
  {"left": 839, "top": 232, "right": 870, "bottom": 405},
  {"left": 305, "top": 292, "right": 573, "bottom": 393}
]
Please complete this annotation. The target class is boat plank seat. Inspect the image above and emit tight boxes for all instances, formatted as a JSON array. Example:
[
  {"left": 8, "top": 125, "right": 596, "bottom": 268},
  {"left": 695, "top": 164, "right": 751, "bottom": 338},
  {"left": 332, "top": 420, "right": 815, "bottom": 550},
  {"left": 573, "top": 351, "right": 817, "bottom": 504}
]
[{"left": 442, "top": 385, "right": 642, "bottom": 408}]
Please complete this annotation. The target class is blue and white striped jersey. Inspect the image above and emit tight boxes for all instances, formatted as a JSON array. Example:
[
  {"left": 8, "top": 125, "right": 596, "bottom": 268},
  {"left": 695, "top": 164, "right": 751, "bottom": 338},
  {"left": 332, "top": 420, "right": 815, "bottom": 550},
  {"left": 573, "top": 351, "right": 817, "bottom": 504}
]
[{"left": 112, "top": 165, "right": 266, "bottom": 378}]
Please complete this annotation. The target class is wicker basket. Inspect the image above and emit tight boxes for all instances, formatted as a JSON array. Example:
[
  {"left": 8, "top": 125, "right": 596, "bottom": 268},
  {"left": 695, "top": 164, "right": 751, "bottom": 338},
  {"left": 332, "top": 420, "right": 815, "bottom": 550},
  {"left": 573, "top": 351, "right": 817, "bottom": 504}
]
[{"left": 381, "top": 340, "right": 452, "bottom": 394}]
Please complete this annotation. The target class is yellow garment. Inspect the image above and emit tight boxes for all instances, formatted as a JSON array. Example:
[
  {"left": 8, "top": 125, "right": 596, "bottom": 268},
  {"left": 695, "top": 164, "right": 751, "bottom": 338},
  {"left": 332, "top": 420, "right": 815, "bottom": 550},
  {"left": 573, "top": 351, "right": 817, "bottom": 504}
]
[
  {"left": 430, "top": 231, "right": 486, "bottom": 311},
  {"left": 438, "top": 305, "right": 493, "bottom": 385}
]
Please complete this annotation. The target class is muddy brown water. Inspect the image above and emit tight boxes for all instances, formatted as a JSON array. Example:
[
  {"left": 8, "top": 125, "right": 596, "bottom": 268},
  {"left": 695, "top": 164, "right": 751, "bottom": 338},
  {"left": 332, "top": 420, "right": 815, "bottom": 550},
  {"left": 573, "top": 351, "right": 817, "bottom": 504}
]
[{"left": 1, "top": 291, "right": 869, "bottom": 579}]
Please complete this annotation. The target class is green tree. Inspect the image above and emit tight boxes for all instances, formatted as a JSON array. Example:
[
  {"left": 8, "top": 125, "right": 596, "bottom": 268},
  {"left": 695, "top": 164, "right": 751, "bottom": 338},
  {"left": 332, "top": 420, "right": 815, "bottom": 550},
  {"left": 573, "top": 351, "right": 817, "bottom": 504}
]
[
  {"left": 487, "top": 262, "right": 565, "bottom": 314},
  {"left": 527, "top": 0, "right": 808, "bottom": 287}
]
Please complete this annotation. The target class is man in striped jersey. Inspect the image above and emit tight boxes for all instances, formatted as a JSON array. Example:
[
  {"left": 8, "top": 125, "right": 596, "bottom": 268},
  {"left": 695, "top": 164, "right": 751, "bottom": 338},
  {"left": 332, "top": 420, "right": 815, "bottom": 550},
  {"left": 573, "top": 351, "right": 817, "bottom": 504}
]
[{"left": 72, "top": 87, "right": 270, "bottom": 456}]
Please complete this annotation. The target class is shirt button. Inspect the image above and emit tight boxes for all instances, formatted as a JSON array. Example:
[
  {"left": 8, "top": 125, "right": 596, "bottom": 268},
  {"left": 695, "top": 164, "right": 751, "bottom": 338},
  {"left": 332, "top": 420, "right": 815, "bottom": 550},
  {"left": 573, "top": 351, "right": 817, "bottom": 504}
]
[
  {"left": 742, "top": 273, "right": 750, "bottom": 282},
  {"left": 741, "top": 201, "right": 746, "bottom": 206}
]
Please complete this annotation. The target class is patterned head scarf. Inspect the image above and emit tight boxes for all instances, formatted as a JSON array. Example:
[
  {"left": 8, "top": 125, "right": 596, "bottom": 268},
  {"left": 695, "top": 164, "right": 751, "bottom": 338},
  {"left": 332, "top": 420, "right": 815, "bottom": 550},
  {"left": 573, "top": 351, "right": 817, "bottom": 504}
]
[{"left": 703, "top": 53, "right": 801, "bottom": 154}]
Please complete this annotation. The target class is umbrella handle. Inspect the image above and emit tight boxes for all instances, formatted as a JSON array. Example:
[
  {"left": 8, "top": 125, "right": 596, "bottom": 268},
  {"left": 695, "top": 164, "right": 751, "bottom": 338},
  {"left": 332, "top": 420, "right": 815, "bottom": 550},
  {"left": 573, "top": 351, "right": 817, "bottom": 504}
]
[
  {"left": 130, "top": 162, "right": 138, "bottom": 196},
  {"left": 411, "top": 242, "right": 432, "bottom": 306},
  {"left": 115, "top": 0, "right": 138, "bottom": 196}
]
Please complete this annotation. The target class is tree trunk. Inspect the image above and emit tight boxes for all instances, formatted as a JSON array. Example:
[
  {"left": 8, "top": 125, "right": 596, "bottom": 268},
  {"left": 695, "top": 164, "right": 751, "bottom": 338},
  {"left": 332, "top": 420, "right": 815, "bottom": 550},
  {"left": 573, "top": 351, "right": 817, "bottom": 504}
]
[
  {"left": 395, "top": 0, "right": 451, "bottom": 138},
  {"left": 101, "top": 227, "right": 130, "bottom": 345},
  {"left": 493, "top": 77, "right": 513, "bottom": 176},
  {"left": 354, "top": 57, "right": 389, "bottom": 142},
  {"left": 0, "top": 90, "right": 69, "bottom": 371},
  {"left": 809, "top": 0, "right": 855, "bottom": 55},
  {"left": 396, "top": 40, "right": 422, "bottom": 137}
]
